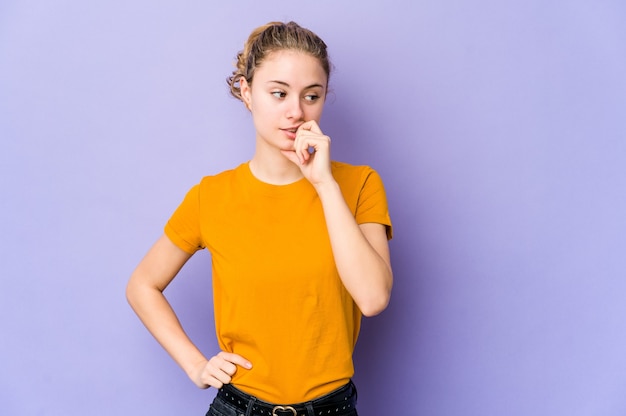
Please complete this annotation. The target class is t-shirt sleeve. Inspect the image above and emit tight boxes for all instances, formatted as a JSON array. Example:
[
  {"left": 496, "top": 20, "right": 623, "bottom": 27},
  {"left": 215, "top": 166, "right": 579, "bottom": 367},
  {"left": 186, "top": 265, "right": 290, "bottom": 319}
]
[
  {"left": 356, "top": 168, "right": 393, "bottom": 240},
  {"left": 164, "top": 184, "right": 206, "bottom": 254}
]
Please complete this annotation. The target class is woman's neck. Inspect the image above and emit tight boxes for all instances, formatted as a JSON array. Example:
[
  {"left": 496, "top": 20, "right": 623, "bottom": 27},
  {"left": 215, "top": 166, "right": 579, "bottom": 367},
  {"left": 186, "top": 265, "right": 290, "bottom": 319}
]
[{"left": 249, "top": 151, "right": 303, "bottom": 185}]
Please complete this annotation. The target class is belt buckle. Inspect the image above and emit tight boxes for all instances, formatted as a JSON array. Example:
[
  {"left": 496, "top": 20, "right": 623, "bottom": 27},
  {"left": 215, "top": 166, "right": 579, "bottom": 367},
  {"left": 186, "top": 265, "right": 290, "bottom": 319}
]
[{"left": 272, "top": 405, "right": 297, "bottom": 416}]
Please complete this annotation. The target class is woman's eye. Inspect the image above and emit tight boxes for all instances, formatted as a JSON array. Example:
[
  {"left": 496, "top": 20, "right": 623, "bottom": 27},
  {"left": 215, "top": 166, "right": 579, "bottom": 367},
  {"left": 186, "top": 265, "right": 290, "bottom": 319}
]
[
  {"left": 271, "top": 91, "right": 286, "bottom": 98},
  {"left": 304, "top": 94, "right": 320, "bottom": 102}
]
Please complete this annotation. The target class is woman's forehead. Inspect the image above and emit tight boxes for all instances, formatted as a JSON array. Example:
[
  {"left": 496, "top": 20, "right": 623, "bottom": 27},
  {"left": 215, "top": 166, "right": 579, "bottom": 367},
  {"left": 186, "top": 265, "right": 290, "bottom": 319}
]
[{"left": 255, "top": 50, "right": 327, "bottom": 86}]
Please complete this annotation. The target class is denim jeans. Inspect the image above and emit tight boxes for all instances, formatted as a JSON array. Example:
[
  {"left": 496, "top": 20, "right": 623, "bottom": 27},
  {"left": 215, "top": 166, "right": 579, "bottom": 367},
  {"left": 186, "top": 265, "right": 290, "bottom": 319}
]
[{"left": 206, "top": 381, "right": 358, "bottom": 416}]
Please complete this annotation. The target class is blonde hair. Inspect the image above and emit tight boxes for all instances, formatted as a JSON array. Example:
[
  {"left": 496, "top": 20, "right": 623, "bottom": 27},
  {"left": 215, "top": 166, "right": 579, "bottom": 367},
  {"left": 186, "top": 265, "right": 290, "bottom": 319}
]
[{"left": 227, "top": 21, "right": 331, "bottom": 101}]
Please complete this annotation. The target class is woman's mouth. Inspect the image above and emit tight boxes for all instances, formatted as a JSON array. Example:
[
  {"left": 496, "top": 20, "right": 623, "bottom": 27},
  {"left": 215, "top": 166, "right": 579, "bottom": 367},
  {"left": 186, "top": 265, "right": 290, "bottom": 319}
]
[{"left": 282, "top": 127, "right": 299, "bottom": 140}]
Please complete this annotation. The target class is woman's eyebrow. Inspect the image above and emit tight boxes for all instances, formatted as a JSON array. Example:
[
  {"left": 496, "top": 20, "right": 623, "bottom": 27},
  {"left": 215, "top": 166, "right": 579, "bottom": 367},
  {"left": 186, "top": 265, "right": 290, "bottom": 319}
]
[{"left": 267, "top": 80, "right": 324, "bottom": 89}]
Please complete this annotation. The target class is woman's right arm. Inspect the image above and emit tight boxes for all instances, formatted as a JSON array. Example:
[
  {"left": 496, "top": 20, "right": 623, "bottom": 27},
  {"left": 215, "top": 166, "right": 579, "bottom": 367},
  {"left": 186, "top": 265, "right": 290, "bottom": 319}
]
[{"left": 126, "top": 234, "right": 251, "bottom": 389}]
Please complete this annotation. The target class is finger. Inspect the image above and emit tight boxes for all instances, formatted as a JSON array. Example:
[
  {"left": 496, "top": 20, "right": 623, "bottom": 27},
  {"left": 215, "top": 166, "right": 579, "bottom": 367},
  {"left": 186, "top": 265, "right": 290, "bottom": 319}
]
[
  {"left": 206, "top": 356, "right": 235, "bottom": 380},
  {"left": 199, "top": 361, "right": 229, "bottom": 388},
  {"left": 299, "top": 144, "right": 312, "bottom": 164},
  {"left": 209, "top": 370, "right": 231, "bottom": 386},
  {"left": 220, "top": 360, "right": 238, "bottom": 377},
  {"left": 204, "top": 359, "right": 235, "bottom": 386},
  {"left": 211, "top": 380, "right": 224, "bottom": 389},
  {"left": 295, "top": 131, "right": 323, "bottom": 157},
  {"left": 296, "top": 129, "right": 331, "bottom": 147},
  {"left": 218, "top": 351, "right": 253, "bottom": 370},
  {"left": 298, "top": 120, "right": 323, "bottom": 134},
  {"left": 296, "top": 135, "right": 330, "bottom": 165},
  {"left": 291, "top": 136, "right": 310, "bottom": 164},
  {"left": 205, "top": 373, "right": 227, "bottom": 389}
]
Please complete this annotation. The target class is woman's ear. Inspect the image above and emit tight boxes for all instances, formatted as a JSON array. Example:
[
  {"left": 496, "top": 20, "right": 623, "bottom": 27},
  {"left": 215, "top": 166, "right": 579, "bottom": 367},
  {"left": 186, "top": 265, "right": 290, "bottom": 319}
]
[{"left": 240, "top": 78, "right": 252, "bottom": 111}]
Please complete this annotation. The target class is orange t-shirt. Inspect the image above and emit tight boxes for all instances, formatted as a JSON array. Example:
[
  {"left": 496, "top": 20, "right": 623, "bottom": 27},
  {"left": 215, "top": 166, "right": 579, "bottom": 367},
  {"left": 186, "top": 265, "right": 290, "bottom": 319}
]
[{"left": 164, "top": 161, "right": 392, "bottom": 403}]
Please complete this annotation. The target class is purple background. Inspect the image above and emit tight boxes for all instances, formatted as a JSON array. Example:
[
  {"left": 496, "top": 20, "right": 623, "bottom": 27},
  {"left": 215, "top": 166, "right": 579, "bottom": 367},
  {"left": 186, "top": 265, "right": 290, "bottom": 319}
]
[{"left": 1, "top": 1, "right": 625, "bottom": 415}]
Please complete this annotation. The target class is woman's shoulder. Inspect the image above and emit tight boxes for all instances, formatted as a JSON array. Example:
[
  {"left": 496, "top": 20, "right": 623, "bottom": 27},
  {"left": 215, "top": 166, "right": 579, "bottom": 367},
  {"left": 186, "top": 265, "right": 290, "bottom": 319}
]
[
  {"left": 331, "top": 160, "right": 379, "bottom": 182},
  {"left": 197, "top": 163, "right": 247, "bottom": 186}
]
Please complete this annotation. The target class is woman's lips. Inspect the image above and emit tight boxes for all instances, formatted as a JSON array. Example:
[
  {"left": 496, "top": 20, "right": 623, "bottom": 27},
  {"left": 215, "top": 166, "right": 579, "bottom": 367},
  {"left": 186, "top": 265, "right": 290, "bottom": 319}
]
[{"left": 281, "top": 127, "right": 299, "bottom": 140}]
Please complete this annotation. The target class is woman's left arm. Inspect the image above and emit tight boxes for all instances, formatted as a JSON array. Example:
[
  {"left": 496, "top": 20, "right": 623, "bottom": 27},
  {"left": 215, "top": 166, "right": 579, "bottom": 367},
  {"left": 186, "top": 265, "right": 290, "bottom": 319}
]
[
  {"left": 315, "top": 181, "right": 393, "bottom": 317},
  {"left": 284, "top": 120, "right": 393, "bottom": 316}
]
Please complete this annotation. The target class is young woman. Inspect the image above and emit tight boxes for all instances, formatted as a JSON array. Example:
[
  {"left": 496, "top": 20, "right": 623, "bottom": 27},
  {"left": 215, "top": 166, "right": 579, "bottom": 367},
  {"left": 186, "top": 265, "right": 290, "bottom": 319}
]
[{"left": 126, "top": 21, "right": 393, "bottom": 416}]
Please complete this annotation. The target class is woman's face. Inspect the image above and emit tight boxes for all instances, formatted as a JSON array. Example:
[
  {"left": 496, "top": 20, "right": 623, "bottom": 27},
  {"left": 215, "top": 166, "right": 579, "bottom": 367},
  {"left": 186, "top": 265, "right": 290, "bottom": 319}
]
[{"left": 241, "top": 50, "right": 328, "bottom": 152}]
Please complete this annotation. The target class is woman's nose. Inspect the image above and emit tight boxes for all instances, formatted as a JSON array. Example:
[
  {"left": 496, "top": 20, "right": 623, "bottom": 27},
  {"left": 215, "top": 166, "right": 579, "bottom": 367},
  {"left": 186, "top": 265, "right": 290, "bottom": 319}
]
[{"left": 286, "top": 98, "right": 304, "bottom": 120}]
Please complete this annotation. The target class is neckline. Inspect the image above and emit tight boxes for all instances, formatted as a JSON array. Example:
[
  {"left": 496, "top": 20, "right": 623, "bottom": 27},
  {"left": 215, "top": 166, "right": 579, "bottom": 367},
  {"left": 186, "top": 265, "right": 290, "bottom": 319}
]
[{"left": 241, "top": 161, "right": 312, "bottom": 197}]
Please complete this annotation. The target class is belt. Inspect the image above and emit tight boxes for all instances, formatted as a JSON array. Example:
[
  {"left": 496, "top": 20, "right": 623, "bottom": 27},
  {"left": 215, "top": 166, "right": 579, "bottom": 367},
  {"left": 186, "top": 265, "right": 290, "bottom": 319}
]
[{"left": 216, "top": 381, "right": 357, "bottom": 416}]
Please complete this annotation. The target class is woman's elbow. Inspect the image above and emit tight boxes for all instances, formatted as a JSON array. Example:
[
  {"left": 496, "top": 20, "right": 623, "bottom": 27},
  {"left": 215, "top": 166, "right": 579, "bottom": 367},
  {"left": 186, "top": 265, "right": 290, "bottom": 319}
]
[
  {"left": 125, "top": 278, "right": 140, "bottom": 308},
  {"left": 125, "top": 273, "right": 151, "bottom": 309},
  {"left": 358, "top": 289, "right": 392, "bottom": 317}
]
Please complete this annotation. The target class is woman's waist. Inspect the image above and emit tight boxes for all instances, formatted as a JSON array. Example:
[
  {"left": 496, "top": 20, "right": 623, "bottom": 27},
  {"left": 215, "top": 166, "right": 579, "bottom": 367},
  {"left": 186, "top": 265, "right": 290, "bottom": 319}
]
[
  {"left": 229, "top": 359, "right": 354, "bottom": 403},
  {"left": 218, "top": 378, "right": 358, "bottom": 414}
]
